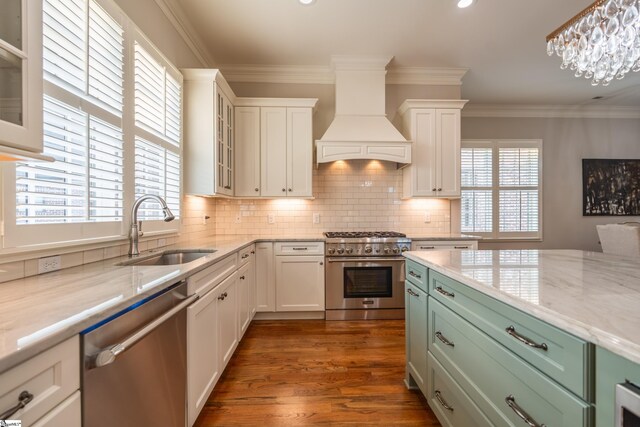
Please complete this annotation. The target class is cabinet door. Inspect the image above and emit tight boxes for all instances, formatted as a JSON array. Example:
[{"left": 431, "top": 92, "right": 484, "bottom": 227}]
[
  {"left": 405, "top": 109, "right": 437, "bottom": 197},
  {"left": 256, "top": 242, "right": 275, "bottom": 312},
  {"left": 286, "top": 108, "right": 313, "bottom": 197},
  {"left": 436, "top": 109, "right": 461, "bottom": 197},
  {"left": 238, "top": 262, "right": 251, "bottom": 338},
  {"left": 217, "top": 273, "right": 239, "bottom": 370},
  {"left": 275, "top": 255, "right": 325, "bottom": 311},
  {"left": 235, "top": 106, "right": 261, "bottom": 197},
  {"left": 406, "top": 282, "right": 428, "bottom": 395},
  {"left": 215, "top": 89, "right": 233, "bottom": 196},
  {"left": 224, "top": 94, "right": 234, "bottom": 194},
  {"left": 260, "top": 107, "right": 288, "bottom": 197},
  {"left": 187, "top": 286, "right": 220, "bottom": 426},
  {"left": 248, "top": 258, "right": 257, "bottom": 319},
  {"left": 0, "top": 0, "right": 43, "bottom": 154}
]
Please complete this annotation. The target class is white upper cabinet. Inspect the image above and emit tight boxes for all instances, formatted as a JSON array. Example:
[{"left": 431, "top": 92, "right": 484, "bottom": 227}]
[
  {"left": 182, "top": 69, "right": 236, "bottom": 196},
  {"left": 399, "top": 100, "right": 468, "bottom": 198},
  {"left": 235, "top": 98, "right": 317, "bottom": 198},
  {"left": 0, "top": 0, "right": 47, "bottom": 160}
]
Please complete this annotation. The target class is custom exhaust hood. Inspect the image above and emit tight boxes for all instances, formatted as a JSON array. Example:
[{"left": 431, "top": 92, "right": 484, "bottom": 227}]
[{"left": 315, "top": 55, "right": 412, "bottom": 165}]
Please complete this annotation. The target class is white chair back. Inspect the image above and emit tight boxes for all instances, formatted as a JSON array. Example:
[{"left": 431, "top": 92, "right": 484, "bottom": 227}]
[{"left": 597, "top": 223, "right": 640, "bottom": 257}]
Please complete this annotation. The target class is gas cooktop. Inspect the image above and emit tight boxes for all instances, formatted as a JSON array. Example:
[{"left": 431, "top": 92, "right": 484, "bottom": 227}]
[{"left": 324, "top": 231, "right": 407, "bottom": 239}]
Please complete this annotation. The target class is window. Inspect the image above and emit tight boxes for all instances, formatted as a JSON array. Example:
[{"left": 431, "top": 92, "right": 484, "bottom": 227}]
[
  {"left": 461, "top": 140, "right": 542, "bottom": 240},
  {"left": 3, "top": 0, "right": 182, "bottom": 248}
]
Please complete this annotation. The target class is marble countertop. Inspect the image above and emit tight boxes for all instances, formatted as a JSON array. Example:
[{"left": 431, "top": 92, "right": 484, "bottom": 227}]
[{"left": 405, "top": 249, "right": 640, "bottom": 364}]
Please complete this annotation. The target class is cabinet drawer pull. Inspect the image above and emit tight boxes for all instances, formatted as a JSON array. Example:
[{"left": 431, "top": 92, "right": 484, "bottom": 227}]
[
  {"left": 435, "top": 286, "right": 455, "bottom": 298},
  {"left": 407, "top": 288, "right": 419, "bottom": 298},
  {"left": 505, "top": 326, "right": 548, "bottom": 351},
  {"left": 434, "top": 390, "right": 454, "bottom": 412},
  {"left": 454, "top": 246, "right": 469, "bottom": 249},
  {"left": 408, "top": 270, "right": 422, "bottom": 279},
  {"left": 435, "top": 331, "right": 455, "bottom": 347},
  {"left": 419, "top": 246, "right": 436, "bottom": 250},
  {"left": 505, "top": 395, "right": 546, "bottom": 427},
  {"left": 242, "top": 253, "right": 250, "bottom": 259},
  {"left": 292, "top": 247, "right": 308, "bottom": 251},
  {"left": 0, "top": 390, "right": 34, "bottom": 420}
]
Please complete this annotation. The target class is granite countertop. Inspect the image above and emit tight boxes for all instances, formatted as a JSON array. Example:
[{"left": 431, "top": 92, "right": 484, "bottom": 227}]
[{"left": 404, "top": 249, "right": 640, "bottom": 364}]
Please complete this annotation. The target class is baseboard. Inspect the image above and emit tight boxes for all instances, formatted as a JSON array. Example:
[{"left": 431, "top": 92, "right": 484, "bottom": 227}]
[{"left": 253, "top": 311, "right": 326, "bottom": 320}]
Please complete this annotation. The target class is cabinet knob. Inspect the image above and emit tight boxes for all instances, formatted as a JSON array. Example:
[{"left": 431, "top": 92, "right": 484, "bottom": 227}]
[
  {"left": 288, "top": 188, "right": 292, "bottom": 192},
  {"left": 255, "top": 188, "right": 259, "bottom": 192},
  {"left": 240, "top": 275, "right": 245, "bottom": 280},
  {"left": 319, "top": 261, "right": 324, "bottom": 266},
  {"left": 282, "top": 188, "right": 286, "bottom": 192},
  {"left": 250, "top": 250, "right": 255, "bottom": 254},
  {"left": 437, "top": 188, "right": 442, "bottom": 191},
  {"left": 432, "top": 188, "right": 437, "bottom": 192},
  {"left": 218, "top": 295, "right": 225, "bottom": 301}
]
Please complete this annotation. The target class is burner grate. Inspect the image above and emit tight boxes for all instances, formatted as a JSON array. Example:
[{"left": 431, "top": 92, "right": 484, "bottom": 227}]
[{"left": 324, "top": 231, "right": 406, "bottom": 239}]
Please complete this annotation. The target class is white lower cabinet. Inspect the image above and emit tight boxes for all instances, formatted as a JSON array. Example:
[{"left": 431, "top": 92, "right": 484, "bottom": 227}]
[
  {"left": 187, "top": 284, "right": 221, "bottom": 426},
  {"left": 256, "top": 242, "right": 276, "bottom": 312},
  {"left": 0, "top": 336, "right": 79, "bottom": 427},
  {"left": 217, "top": 272, "right": 239, "bottom": 370},
  {"left": 31, "top": 391, "right": 81, "bottom": 427},
  {"left": 275, "top": 251, "right": 325, "bottom": 312}
]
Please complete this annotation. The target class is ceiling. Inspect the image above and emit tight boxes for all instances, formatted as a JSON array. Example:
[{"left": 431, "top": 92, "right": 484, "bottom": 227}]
[{"left": 174, "top": 0, "right": 640, "bottom": 106}]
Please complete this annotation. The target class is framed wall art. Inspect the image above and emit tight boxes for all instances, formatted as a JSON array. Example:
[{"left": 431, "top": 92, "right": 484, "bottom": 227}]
[{"left": 583, "top": 159, "right": 640, "bottom": 216}]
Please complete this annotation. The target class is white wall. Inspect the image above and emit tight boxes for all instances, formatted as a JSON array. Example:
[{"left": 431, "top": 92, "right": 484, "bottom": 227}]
[{"left": 459, "top": 116, "right": 640, "bottom": 251}]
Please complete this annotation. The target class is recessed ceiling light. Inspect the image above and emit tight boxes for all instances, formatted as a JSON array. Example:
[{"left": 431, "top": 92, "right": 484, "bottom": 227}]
[
  {"left": 457, "top": 0, "right": 474, "bottom": 8},
  {"left": 299, "top": 0, "right": 316, "bottom": 5}
]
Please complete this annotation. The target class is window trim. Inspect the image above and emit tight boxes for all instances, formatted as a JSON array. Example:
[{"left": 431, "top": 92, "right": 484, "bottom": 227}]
[{"left": 461, "top": 139, "right": 543, "bottom": 241}]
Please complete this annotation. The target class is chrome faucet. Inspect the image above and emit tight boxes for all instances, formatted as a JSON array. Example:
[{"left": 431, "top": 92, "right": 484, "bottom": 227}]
[{"left": 129, "top": 195, "right": 175, "bottom": 256}]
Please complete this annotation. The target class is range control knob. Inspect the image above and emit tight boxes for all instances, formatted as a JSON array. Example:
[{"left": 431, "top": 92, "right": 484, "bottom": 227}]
[
  {"left": 327, "top": 247, "right": 336, "bottom": 255},
  {"left": 346, "top": 247, "right": 354, "bottom": 254},
  {"left": 384, "top": 246, "right": 391, "bottom": 254},
  {"left": 393, "top": 246, "right": 400, "bottom": 254},
  {"left": 364, "top": 245, "right": 372, "bottom": 254},
  {"left": 401, "top": 246, "right": 409, "bottom": 252},
  {"left": 337, "top": 247, "right": 345, "bottom": 255}
]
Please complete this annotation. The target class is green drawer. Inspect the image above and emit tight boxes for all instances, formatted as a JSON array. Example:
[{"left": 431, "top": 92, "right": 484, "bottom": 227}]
[
  {"left": 595, "top": 347, "right": 640, "bottom": 427},
  {"left": 405, "top": 258, "right": 427, "bottom": 292},
  {"left": 429, "top": 298, "right": 592, "bottom": 427},
  {"left": 427, "top": 352, "right": 493, "bottom": 427},
  {"left": 429, "top": 269, "right": 593, "bottom": 401}
]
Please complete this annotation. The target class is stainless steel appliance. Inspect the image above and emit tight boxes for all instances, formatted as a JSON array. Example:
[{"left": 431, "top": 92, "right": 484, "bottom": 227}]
[
  {"left": 324, "top": 231, "right": 411, "bottom": 320},
  {"left": 616, "top": 381, "right": 640, "bottom": 427},
  {"left": 81, "top": 281, "right": 197, "bottom": 427}
]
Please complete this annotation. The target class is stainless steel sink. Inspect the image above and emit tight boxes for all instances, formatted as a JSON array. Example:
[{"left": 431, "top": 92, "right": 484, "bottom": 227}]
[{"left": 117, "top": 249, "right": 216, "bottom": 266}]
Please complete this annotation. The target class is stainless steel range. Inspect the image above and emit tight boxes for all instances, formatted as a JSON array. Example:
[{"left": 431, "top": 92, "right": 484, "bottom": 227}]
[{"left": 324, "top": 231, "right": 411, "bottom": 320}]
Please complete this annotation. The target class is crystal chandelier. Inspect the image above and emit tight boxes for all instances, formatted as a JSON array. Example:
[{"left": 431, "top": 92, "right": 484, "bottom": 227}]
[{"left": 546, "top": 0, "right": 640, "bottom": 86}]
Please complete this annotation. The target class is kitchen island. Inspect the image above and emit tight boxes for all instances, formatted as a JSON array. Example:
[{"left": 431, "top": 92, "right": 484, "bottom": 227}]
[{"left": 404, "top": 249, "right": 640, "bottom": 427}]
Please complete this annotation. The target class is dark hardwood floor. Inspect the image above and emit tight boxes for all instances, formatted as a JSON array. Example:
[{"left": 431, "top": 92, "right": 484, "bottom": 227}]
[{"left": 194, "top": 319, "right": 440, "bottom": 426}]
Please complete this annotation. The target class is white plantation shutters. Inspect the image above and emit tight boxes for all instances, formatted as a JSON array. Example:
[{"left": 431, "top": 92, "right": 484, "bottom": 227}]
[
  {"left": 461, "top": 140, "right": 542, "bottom": 239},
  {"left": 133, "top": 37, "right": 182, "bottom": 221},
  {"left": 16, "top": 0, "right": 124, "bottom": 231}
]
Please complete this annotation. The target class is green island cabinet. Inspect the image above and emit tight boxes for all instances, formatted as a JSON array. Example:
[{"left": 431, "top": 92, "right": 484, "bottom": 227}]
[{"left": 405, "top": 262, "right": 616, "bottom": 427}]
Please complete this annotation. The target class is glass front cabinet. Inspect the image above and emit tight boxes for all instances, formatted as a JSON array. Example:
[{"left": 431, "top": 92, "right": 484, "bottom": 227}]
[{"left": 0, "top": 0, "right": 45, "bottom": 159}]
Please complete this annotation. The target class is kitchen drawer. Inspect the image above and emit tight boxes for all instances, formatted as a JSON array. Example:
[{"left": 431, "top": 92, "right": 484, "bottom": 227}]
[
  {"left": 429, "top": 269, "right": 592, "bottom": 400},
  {"left": 274, "top": 241, "right": 324, "bottom": 256},
  {"left": 429, "top": 298, "right": 592, "bottom": 427},
  {"left": 0, "top": 336, "right": 80, "bottom": 426},
  {"left": 405, "top": 258, "right": 427, "bottom": 292},
  {"left": 238, "top": 244, "right": 255, "bottom": 266},
  {"left": 188, "top": 253, "right": 237, "bottom": 296},
  {"left": 411, "top": 240, "right": 478, "bottom": 251},
  {"left": 426, "top": 352, "right": 492, "bottom": 427}
]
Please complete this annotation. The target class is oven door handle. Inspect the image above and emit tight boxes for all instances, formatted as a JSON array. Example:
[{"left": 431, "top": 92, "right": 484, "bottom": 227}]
[{"left": 326, "top": 257, "right": 406, "bottom": 262}]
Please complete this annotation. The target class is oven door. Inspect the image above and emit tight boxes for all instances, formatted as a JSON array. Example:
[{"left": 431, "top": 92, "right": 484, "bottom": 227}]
[{"left": 325, "top": 257, "right": 405, "bottom": 310}]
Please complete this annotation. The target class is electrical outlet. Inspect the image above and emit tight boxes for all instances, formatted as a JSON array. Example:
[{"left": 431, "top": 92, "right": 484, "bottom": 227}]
[
  {"left": 424, "top": 213, "right": 431, "bottom": 223},
  {"left": 234, "top": 214, "right": 241, "bottom": 224},
  {"left": 38, "top": 255, "right": 61, "bottom": 274},
  {"left": 313, "top": 213, "right": 320, "bottom": 224},
  {"left": 268, "top": 213, "right": 276, "bottom": 224},
  {"left": 202, "top": 214, "right": 210, "bottom": 225}
]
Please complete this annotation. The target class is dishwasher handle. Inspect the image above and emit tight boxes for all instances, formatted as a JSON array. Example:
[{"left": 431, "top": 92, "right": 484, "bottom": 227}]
[{"left": 91, "top": 293, "right": 199, "bottom": 369}]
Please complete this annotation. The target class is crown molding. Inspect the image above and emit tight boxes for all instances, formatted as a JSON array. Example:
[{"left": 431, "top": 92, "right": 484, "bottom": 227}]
[
  {"left": 221, "top": 64, "right": 468, "bottom": 86},
  {"left": 462, "top": 104, "right": 640, "bottom": 119},
  {"left": 152, "top": 0, "right": 216, "bottom": 67}
]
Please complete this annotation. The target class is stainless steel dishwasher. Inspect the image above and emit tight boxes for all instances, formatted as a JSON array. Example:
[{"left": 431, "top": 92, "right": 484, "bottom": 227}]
[{"left": 81, "top": 281, "right": 197, "bottom": 427}]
